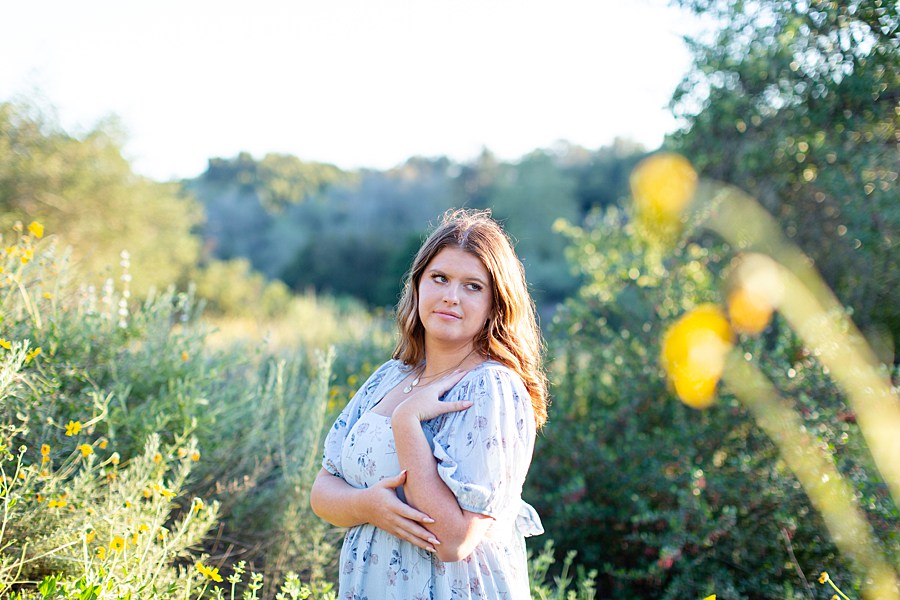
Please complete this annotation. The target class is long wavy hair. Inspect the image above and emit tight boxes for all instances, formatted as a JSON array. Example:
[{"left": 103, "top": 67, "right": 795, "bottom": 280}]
[{"left": 393, "top": 209, "right": 549, "bottom": 429}]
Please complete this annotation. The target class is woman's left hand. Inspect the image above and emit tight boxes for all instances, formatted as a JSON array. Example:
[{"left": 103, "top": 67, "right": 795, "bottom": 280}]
[{"left": 393, "top": 370, "right": 472, "bottom": 423}]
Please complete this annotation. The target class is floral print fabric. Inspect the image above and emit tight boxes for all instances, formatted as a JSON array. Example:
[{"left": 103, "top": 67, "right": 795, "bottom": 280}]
[{"left": 322, "top": 360, "right": 543, "bottom": 599}]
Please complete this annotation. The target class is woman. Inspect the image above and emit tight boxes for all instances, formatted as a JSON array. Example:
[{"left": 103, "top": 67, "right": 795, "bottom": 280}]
[{"left": 310, "top": 209, "right": 548, "bottom": 599}]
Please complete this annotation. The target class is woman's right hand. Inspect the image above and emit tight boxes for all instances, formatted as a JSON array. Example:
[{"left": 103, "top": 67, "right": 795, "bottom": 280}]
[{"left": 364, "top": 470, "right": 441, "bottom": 553}]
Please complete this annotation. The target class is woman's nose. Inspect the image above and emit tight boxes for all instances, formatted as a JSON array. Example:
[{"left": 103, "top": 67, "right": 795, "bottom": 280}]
[{"left": 443, "top": 285, "right": 460, "bottom": 303}]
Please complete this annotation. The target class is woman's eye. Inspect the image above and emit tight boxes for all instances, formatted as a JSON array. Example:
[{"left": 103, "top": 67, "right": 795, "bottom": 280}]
[
  {"left": 466, "top": 283, "right": 483, "bottom": 292},
  {"left": 432, "top": 274, "right": 447, "bottom": 283}
]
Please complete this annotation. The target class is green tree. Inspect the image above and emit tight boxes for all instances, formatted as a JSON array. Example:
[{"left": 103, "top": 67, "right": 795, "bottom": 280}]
[
  {"left": 0, "top": 100, "right": 202, "bottom": 296},
  {"left": 668, "top": 0, "right": 899, "bottom": 354}
]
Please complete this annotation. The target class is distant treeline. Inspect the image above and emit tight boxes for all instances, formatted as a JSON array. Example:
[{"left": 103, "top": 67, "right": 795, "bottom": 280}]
[{"left": 185, "top": 142, "right": 647, "bottom": 311}]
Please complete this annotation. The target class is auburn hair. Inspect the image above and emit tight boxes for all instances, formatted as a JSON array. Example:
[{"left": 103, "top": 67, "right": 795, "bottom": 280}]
[{"left": 393, "top": 208, "right": 549, "bottom": 429}]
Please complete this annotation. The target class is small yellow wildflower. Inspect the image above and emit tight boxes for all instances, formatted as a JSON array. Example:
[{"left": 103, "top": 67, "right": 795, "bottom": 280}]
[
  {"left": 86, "top": 530, "right": 96, "bottom": 543},
  {"left": 193, "top": 498, "right": 205, "bottom": 513},
  {"left": 131, "top": 533, "right": 139, "bottom": 545},
  {"left": 42, "top": 292, "right": 53, "bottom": 300},
  {"left": 630, "top": 152, "right": 698, "bottom": 225},
  {"left": 110, "top": 452, "right": 120, "bottom": 465},
  {"left": 196, "top": 562, "right": 224, "bottom": 583},
  {"left": 25, "top": 346, "right": 42, "bottom": 363},
  {"left": 661, "top": 304, "right": 734, "bottom": 409},
  {"left": 0, "top": 339, "right": 11, "bottom": 351},
  {"left": 48, "top": 498, "right": 67, "bottom": 509},
  {"left": 703, "top": 596, "right": 716, "bottom": 600},
  {"left": 181, "top": 350, "right": 190, "bottom": 362},
  {"left": 152, "top": 452, "right": 163, "bottom": 464},
  {"left": 177, "top": 447, "right": 188, "bottom": 458},
  {"left": 27, "top": 221, "right": 44, "bottom": 239},
  {"left": 79, "top": 444, "right": 93, "bottom": 458},
  {"left": 65, "top": 420, "right": 82, "bottom": 436},
  {"left": 158, "top": 486, "right": 176, "bottom": 499},
  {"left": 110, "top": 536, "right": 125, "bottom": 552},
  {"left": 138, "top": 523, "right": 150, "bottom": 534},
  {"left": 819, "top": 572, "right": 830, "bottom": 584},
  {"left": 142, "top": 488, "right": 152, "bottom": 499},
  {"left": 39, "top": 469, "right": 49, "bottom": 478},
  {"left": 124, "top": 500, "right": 132, "bottom": 508},
  {"left": 41, "top": 443, "right": 50, "bottom": 456},
  {"left": 17, "top": 471, "right": 25, "bottom": 480},
  {"left": 157, "top": 528, "right": 169, "bottom": 542},
  {"left": 190, "top": 450, "right": 201, "bottom": 462},
  {"left": 36, "top": 493, "right": 44, "bottom": 503},
  {"left": 96, "top": 546, "right": 107, "bottom": 560},
  {"left": 98, "top": 438, "right": 108, "bottom": 449}
]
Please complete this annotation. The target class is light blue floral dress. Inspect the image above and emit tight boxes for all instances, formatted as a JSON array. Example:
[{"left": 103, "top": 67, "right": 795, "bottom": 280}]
[{"left": 322, "top": 359, "right": 544, "bottom": 600}]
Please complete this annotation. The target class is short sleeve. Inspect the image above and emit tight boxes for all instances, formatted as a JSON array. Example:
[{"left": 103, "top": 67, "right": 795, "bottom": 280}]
[
  {"left": 322, "top": 360, "right": 398, "bottom": 478},
  {"left": 430, "top": 364, "right": 536, "bottom": 518}
]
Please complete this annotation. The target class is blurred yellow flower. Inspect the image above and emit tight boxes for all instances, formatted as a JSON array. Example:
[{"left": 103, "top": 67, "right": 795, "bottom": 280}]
[
  {"left": 96, "top": 546, "right": 107, "bottom": 560},
  {"left": 65, "top": 420, "right": 82, "bottom": 436},
  {"left": 661, "top": 304, "right": 734, "bottom": 409},
  {"left": 86, "top": 530, "right": 96, "bottom": 543},
  {"left": 819, "top": 572, "right": 830, "bottom": 584},
  {"left": 727, "top": 253, "right": 783, "bottom": 335},
  {"left": 181, "top": 350, "right": 190, "bottom": 362},
  {"left": 79, "top": 444, "right": 93, "bottom": 458},
  {"left": 153, "top": 452, "right": 163, "bottom": 464},
  {"left": 177, "top": 447, "right": 188, "bottom": 458},
  {"left": 98, "top": 438, "right": 108, "bottom": 449},
  {"left": 27, "top": 221, "right": 44, "bottom": 239},
  {"left": 25, "top": 347, "right": 42, "bottom": 363},
  {"left": 191, "top": 450, "right": 201, "bottom": 462},
  {"left": 196, "top": 562, "right": 224, "bottom": 583},
  {"left": 48, "top": 498, "right": 67, "bottom": 508},
  {"left": 110, "top": 536, "right": 125, "bottom": 552},
  {"left": 193, "top": 497, "right": 205, "bottom": 513},
  {"left": 0, "top": 339, "right": 11, "bottom": 350},
  {"left": 138, "top": 523, "right": 150, "bottom": 534},
  {"left": 142, "top": 488, "right": 152, "bottom": 499},
  {"left": 157, "top": 528, "right": 169, "bottom": 541},
  {"left": 630, "top": 152, "right": 698, "bottom": 223},
  {"left": 110, "top": 452, "right": 120, "bottom": 466},
  {"left": 41, "top": 444, "right": 50, "bottom": 456},
  {"left": 727, "top": 287, "right": 773, "bottom": 335},
  {"left": 159, "top": 487, "right": 176, "bottom": 499}
]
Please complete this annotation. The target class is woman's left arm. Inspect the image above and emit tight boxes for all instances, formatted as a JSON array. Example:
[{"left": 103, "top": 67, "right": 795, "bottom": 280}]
[{"left": 392, "top": 373, "right": 494, "bottom": 562}]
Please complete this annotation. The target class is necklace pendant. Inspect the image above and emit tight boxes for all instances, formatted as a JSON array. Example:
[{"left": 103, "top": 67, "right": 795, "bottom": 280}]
[{"left": 403, "top": 376, "right": 420, "bottom": 393}]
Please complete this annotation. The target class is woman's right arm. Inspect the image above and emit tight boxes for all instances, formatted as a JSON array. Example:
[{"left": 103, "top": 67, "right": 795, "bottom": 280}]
[{"left": 310, "top": 468, "right": 442, "bottom": 553}]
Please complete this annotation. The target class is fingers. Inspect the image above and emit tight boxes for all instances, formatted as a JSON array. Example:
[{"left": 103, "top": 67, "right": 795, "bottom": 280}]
[{"left": 380, "top": 469, "right": 407, "bottom": 490}]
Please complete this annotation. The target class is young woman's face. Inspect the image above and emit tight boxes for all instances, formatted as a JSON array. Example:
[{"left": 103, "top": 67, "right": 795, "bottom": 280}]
[{"left": 417, "top": 246, "right": 493, "bottom": 352}]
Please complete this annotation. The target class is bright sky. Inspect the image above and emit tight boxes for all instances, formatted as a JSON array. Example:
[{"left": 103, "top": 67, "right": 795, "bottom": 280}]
[{"left": 2, "top": 0, "right": 704, "bottom": 181}]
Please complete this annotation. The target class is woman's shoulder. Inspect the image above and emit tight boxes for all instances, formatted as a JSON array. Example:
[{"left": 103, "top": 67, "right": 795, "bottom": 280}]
[{"left": 463, "top": 360, "right": 527, "bottom": 396}]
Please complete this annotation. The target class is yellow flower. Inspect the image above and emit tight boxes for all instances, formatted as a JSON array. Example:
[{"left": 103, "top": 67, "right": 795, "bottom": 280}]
[
  {"left": 142, "top": 488, "right": 152, "bottom": 499},
  {"left": 39, "top": 469, "right": 49, "bottom": 478},
  {"left": 41, "top": 444, "right": 50, "bottom": 456},
  {"left": 193, "top": 497, "right": 205, "bottom": 513},
  {"left": 177, "top": 447, "right": 188, "bottom": 458},
  {"left": 191, "top": 450, "right": 201, "bottom": 462},
  {"left": 79, "top": 444, "right": 93, "bottom": 458},
  {"left": 48, "top": 498, "right": 67, "bottom": 508},
  {"left": 727, "top": 287, "right": 773, "bottom": 335},
  {"left": 27, "top": 221, "right": 44, "bottom": 239},
  {"left": 138, "top": 523, "right": 150, "bottom": 534},
  {"left": 98, "top": 438, "right": 108, "bottom": 450},
  {"left": 703, "top": 596, "right": 716, "bottom": 600},
  {"left": 661, "top": 304, "right": 734, "bottom": 409},
  {"left": 96, "top": 546, "right": 107, "bottom": 560},
  {"left": 630, "top": 152, "right": 698, "bottom": 223},
  {"left": 85, "top": 530, "right": 96, "bottom": 543},
  {"left": 110, "top": 536, "right": 125, "bottom": 552},
  {"left": 110, "top": 452, "right": 120, "bottom": 465},
  {"left": 131, "top": 533, "right": 139, "bottom": 545},
  {"left": 0, "top": 339, "right": 11, "bottom": 350},
  {"left": 157, "top": 528, "right": 169, "bottom": 542},
  {"left": 36, "top": 493, "right": 44, "bottom": 503},
  {"left": 158, "top": 487, "right": 176, "bottom": 499},
  {"left": 819, "top": 572, "right": 830, "bottom": 584},
  {"left": 181, "top": 350, "right": 190, "bottom": 362},
  {"left": 65, "top": 420, "right": 82, "bottom": 436},
  {"left": 152, "top": 452, "right": 163, "bottom": 464},
  {"left": 196, "top": 562, "right": 224, "bottom": 583},
  {"left": 727, "top": 253, "right": 783, "bottom": 335},
  {"left": 25, "top": 347, "right": 42, "bottom": 364}
]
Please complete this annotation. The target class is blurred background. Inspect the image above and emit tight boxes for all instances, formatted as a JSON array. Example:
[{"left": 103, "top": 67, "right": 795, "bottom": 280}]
[{"left": 0, "top": 0, "right": 896, "bottom": 599}]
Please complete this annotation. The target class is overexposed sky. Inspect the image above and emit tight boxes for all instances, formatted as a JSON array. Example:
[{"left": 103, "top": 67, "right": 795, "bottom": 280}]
[{"left": 2, "top": 0, "right": 704, "bottom": 181}]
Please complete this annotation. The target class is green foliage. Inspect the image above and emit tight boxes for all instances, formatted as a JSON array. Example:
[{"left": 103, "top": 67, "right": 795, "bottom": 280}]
[
  {"left": 669, "top": 0, "right": 900, "bottom": 352},
  {"left": 0, "top": 222, "right": 348, "bottom": 597},
  {"left": 528, "top": 203, "right": 899, "bottom": 598},
  {"left": 0, "top": 100, "right": 202, "bottom": 298}
]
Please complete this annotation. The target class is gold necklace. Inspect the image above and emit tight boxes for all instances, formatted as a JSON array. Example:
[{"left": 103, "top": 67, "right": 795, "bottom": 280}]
[{"left": 402, "top": 351, "right": 475, "bottom": 393}]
